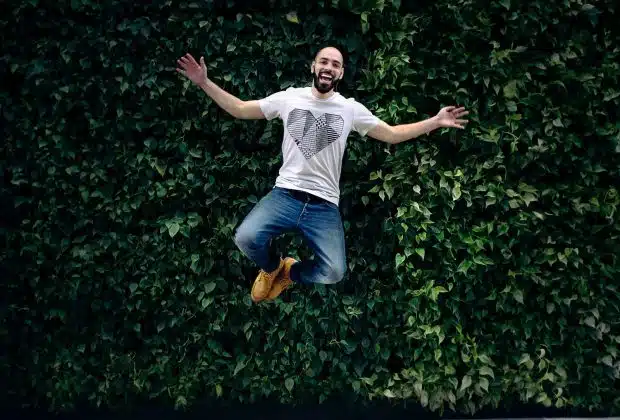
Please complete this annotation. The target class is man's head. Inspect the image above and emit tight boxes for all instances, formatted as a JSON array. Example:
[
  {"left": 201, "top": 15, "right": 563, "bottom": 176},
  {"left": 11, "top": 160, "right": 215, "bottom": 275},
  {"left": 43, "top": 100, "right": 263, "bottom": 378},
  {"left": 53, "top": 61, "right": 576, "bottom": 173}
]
[{"left": 311, "top": 46, "right": 345, "bottom": 94}]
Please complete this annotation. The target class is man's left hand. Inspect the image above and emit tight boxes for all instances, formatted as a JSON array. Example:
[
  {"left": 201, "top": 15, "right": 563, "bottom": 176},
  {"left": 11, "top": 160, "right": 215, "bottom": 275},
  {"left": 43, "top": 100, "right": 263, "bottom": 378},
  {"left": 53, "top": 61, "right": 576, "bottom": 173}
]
[{"left": 435, "top": 106, "right": 469, "bottom": 129}]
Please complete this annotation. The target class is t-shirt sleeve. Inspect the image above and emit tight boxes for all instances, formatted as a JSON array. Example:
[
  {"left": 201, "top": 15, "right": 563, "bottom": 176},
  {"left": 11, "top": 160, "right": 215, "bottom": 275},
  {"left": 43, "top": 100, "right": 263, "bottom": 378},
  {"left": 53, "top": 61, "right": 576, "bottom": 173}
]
[
  {"left": 351, "top": 100, "right": 380, "bottom": 136},
  {"left": 258, "top": 90, "right": 289, "bottom": 120}
]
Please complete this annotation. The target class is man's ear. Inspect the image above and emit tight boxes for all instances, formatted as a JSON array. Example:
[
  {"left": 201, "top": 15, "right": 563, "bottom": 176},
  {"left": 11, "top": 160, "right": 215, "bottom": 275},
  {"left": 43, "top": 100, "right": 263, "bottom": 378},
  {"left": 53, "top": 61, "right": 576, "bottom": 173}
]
[{"left": 311, "top": 62, "right": 315, "bottom": 74}]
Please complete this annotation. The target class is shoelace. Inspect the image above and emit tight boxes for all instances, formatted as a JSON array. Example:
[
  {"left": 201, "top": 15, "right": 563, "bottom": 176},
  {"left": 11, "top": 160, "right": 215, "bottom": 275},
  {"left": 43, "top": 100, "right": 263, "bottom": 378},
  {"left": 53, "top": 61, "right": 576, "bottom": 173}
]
[{"left": 258, "top": 270, "right": 276, "bottom": 283}]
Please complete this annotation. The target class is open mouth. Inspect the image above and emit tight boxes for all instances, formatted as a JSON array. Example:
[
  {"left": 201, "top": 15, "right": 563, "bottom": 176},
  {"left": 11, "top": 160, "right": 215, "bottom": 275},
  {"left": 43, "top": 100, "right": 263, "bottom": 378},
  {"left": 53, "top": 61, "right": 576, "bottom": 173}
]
[{"left": 319, "top": 73, "right": 333, "bottom": 83}]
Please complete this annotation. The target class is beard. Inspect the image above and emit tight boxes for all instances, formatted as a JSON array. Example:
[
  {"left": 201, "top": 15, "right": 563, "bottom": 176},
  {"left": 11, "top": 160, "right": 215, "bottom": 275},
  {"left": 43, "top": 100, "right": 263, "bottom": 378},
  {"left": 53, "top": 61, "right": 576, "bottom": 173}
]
[{"left": 312, "top": 70, "right": 340, "bottom": 93}]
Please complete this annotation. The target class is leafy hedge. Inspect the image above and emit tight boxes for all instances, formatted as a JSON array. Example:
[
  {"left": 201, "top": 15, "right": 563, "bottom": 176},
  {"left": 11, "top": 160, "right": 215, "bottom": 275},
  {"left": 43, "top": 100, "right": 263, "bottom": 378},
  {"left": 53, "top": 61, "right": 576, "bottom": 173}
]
[{"left": 2, "top": 0, "right": 620, "bottom": 415}]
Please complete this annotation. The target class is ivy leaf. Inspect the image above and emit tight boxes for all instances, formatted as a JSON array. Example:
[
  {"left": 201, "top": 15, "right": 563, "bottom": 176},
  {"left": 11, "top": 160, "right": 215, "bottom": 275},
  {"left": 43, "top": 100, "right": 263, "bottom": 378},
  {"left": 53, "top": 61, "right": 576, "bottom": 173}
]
[
  {"left": 286, "top": 11, "right": 299, "bottom": 24},
  {"left": 460, "top": 375, "right": 473, "bottom": 392},
  {"left": 415, "top": 248, "right": 425, "bottom": 260},
  {"left": 479, "top": 366, "right": 494, "bottom": 378},
  {"left": 513, "top": 290, "right": 524, "bottom": 304},
  {"left": 522, "top": 193, "right": 537, "bottom": 206},
  {"left": 473, "top": 255, "right": 494, "bottom": 266},
  {"left": 519, "top": 354, "right": 531, "bottom": 366},
  {"left": 205, "top": 282, "right": 216, "bottom": 294},
  {"left": 479, "top": 355, "right": 495, "bottom": 366},
  {"left": 457, "top": 260, "right": 472, "bottom": 274},
  {"left": 285, "top": 378, "right": 295, "bottom": 392},
  {"left": 452, "top": 183, "right": 462, "bottom": 201},
  {"left": 526, "top": 387, "right": 537, "bottom": 400},
  {"left": 154, "top": 161, "right": 167, "bottom": 177},
  {"left": 361, "top": 12, "right": 369, "bottom": 34},
  {"left": 233, "top": 360, "right": 246, "bottom": 376},
  {"left": 479, "top": 377, "right": 489, "bottom": 392},
  {"left": 168, "top": 223, "right": 180, "bottom": 238},
  {"left": 430, "top": 286, "right": 447, "bottom": 302},
  {"left": 503, "top": 80, "right": 518, "bottom": 98}
]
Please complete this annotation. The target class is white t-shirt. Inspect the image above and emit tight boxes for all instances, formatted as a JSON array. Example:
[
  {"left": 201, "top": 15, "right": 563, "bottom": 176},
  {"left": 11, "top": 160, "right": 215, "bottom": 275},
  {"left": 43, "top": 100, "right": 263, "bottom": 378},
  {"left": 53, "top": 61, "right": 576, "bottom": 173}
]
[{"left": 258, "top": 86, "right": 380, "bottom": 205}]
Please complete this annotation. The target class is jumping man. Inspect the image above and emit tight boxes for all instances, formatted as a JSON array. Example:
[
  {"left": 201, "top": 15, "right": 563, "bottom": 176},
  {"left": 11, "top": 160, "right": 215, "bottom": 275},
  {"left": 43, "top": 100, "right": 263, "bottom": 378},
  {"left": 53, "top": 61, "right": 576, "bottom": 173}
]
[{"left": 176, "top": 47, "right": 468, "bottom": 303}]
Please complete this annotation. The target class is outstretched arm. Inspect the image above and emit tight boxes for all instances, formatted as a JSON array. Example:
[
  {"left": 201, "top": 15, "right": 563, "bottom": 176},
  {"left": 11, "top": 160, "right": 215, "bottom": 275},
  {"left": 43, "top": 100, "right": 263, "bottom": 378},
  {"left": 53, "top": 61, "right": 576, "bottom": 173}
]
[
  {"left": 367, "top": 106, "right": 469, "bottom": 145},
  {"left": 176, "top": 53, "right": 265, "bottom": 120}
]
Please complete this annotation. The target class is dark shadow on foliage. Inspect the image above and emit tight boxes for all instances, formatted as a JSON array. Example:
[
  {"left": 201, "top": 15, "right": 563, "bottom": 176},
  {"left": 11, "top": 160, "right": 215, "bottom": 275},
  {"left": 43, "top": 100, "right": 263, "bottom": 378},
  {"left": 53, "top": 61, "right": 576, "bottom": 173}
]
[
  {"left": 2, "top": 398, "right": 614, "bottom": 419},
  {"left": 228, "top": 120, "right": 272, "bottom": 154}
]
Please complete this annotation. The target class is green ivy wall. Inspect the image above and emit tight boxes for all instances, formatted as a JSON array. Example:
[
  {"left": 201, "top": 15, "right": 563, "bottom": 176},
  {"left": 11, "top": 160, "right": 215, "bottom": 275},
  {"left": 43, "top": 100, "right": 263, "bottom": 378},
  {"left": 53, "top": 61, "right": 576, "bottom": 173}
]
[{"left": 2, "top": 0, "right": 619, "bottom": 415}]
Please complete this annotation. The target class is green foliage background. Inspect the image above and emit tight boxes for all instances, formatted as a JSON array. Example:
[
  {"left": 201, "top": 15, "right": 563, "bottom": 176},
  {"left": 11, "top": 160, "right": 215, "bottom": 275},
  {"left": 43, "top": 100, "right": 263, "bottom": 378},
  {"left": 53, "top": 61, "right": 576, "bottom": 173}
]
[{"left": 2, "top": 0, "right": 620, "bottom": 415}]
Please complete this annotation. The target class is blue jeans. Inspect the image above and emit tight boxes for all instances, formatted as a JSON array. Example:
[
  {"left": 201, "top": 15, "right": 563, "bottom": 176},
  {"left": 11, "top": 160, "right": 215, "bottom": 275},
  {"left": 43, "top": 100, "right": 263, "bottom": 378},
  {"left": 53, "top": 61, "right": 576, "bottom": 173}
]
[{"left": 233, "top": 187, "right": 346, "bottom": 285}]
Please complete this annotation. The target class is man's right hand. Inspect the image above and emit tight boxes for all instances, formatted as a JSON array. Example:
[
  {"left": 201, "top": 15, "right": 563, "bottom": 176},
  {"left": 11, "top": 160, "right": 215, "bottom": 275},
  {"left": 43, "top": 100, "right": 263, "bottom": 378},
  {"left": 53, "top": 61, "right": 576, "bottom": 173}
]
[
  {"left": 176, "top": 53, "right": 208, "bottom": 87},
  {"left": 175, "top": 52, "right": 265, "bottom": 120}
]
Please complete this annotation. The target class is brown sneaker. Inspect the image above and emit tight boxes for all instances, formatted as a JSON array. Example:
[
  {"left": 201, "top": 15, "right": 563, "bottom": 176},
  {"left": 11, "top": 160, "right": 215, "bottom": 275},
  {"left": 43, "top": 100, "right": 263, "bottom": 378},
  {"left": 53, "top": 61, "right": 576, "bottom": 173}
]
[
  {"left": 251, "top": 258, "right": 284, "bottom": 303},
  {"left": 266, "top": 257, "right": 298, "bottom": 300}
]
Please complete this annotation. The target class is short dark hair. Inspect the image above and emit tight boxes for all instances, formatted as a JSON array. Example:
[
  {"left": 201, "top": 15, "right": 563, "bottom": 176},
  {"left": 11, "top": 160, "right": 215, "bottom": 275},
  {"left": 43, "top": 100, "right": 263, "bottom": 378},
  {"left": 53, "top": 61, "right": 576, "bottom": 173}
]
[{"left": 314, "top": 45, "right": 347, "bottom": 66}]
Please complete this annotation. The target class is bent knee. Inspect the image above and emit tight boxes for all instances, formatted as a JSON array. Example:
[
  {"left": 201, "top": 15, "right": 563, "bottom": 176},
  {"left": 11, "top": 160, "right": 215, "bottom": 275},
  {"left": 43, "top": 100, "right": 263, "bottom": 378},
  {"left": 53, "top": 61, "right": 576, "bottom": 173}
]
[
  {"left": 234, "top": 227, "right": 256, "bottom": 251},
  {"left": 320, "top": 263, "right": 346, "bottom": 285}
]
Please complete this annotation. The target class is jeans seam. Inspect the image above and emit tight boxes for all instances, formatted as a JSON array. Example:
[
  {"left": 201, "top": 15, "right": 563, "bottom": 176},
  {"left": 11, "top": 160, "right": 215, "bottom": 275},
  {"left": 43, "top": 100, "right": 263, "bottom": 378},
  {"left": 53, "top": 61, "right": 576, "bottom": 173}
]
[{"left": 295, "top": 202, "right": 308, "bottom": 227}]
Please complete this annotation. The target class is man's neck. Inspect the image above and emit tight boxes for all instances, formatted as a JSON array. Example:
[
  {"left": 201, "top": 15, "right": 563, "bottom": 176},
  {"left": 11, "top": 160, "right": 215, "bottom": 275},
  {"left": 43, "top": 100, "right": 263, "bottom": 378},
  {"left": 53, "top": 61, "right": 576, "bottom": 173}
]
[{"left": 311, "top": 85, "right": 335, "bottom": 100}]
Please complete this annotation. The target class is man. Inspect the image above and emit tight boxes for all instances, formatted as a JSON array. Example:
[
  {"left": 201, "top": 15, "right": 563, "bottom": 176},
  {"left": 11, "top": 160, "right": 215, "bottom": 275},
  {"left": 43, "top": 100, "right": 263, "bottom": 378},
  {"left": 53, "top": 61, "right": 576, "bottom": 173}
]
[{"left": 176, "top": 47, "right": 468, "bottom": 303}]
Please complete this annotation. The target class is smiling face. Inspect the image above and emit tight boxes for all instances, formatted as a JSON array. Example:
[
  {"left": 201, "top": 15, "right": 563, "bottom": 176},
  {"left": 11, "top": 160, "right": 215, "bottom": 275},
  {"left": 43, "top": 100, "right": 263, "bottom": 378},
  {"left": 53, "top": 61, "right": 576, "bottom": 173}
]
[{"left": 311, "top": 47, "right": 344, "bottom": 94}]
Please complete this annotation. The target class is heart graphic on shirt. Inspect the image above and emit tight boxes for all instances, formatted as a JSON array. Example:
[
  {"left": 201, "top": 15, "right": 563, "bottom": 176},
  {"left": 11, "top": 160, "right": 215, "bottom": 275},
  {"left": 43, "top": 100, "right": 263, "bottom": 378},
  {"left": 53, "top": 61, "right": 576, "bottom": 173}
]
[{"left": 286, "top": 108, "right": 344, "bottom": 159}]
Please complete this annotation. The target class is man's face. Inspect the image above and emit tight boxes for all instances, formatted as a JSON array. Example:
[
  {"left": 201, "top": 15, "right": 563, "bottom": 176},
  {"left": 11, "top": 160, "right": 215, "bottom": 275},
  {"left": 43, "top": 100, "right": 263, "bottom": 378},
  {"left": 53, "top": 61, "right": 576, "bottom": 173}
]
[{"left": 312, "top": 48, "right": 344, "bottom": 94}]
